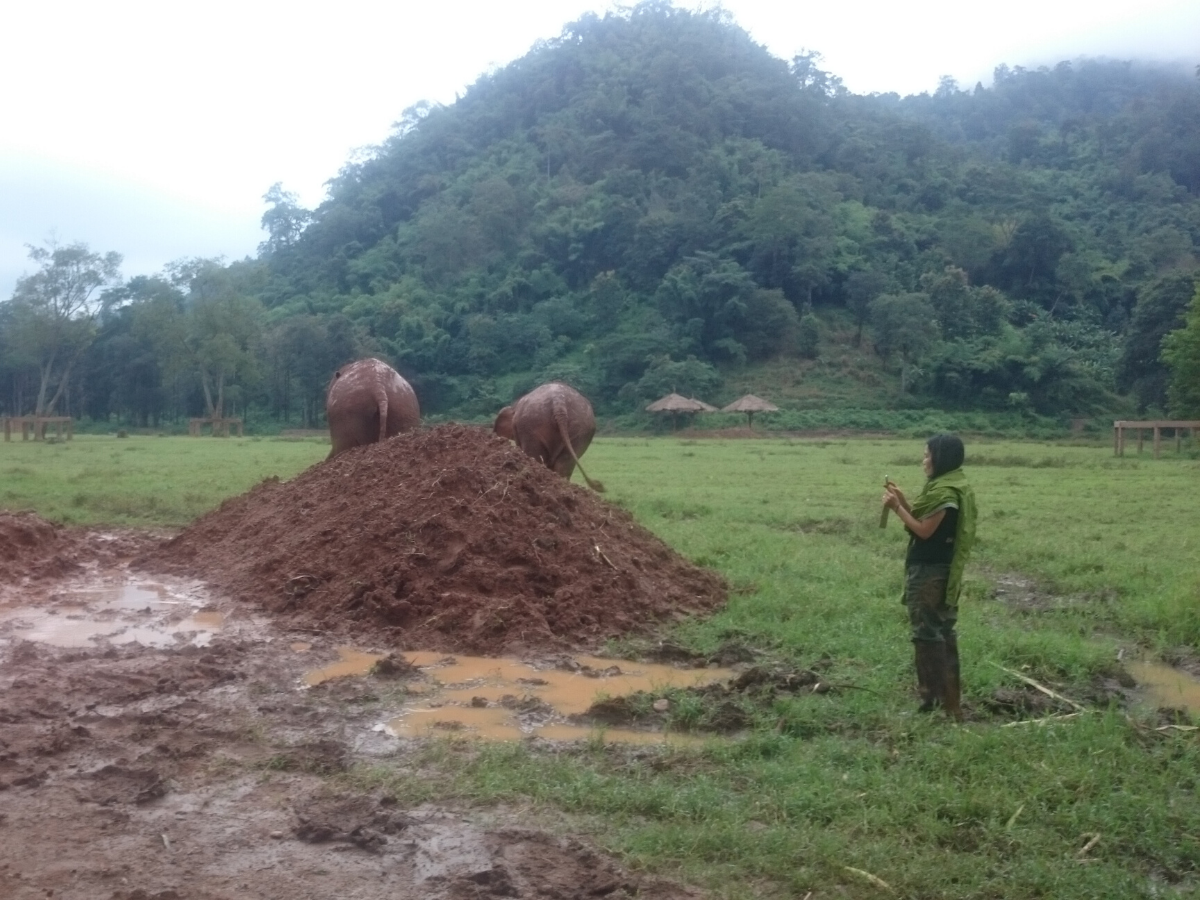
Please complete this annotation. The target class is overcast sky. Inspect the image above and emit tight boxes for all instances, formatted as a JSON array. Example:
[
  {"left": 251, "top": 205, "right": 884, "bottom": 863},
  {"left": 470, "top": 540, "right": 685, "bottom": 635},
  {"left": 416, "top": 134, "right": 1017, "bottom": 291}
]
[{"left": 2, "top": 0, "right": 1197, "bottom": 300}]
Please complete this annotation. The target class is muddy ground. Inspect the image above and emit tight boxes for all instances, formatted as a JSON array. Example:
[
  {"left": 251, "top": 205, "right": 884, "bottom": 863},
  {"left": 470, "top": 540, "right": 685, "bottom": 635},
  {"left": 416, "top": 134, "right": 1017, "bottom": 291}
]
[
  {"left": 0, "top": 421, "right": 733, "bottom": 900},
  {"left": 0, "top": 544, "right": 1136, "bottom": 900},
  {"left": 1, "top": 425, "right": 1171, "bottom": 899},
  {"left": 0, "top": 546, "right": 707, "bottom": 900}
]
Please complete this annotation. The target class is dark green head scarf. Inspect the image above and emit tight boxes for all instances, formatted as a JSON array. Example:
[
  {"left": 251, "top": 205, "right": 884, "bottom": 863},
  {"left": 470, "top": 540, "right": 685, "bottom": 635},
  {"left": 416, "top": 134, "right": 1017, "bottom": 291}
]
[{"left": 910, "top": 435, "right": 977, "bottom": 604}]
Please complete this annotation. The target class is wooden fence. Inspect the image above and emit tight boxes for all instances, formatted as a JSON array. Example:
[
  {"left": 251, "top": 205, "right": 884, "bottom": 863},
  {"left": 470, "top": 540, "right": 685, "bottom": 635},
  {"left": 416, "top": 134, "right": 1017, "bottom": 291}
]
[
  {"left": 1113, "top": 420, "right": 1200, "bottom": 458},
  {"left": 2, "top": 416, "right": 74, "bottom": 441}
]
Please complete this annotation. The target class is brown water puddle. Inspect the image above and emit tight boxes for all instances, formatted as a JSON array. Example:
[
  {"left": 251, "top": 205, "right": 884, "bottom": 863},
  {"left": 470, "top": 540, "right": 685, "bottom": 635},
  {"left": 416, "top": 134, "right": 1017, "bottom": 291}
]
[
  {"left": 0, "top": 579, "right": 224, "bottom": 648},
  {"left": 302, "top": 647, "right": 386, "bottom": 685},
  {"left": 304, "top": 648, "right": 729, "bottom": 744},
  {"left": 1128, "top": 660, "right": 1200, "bottom": 715}
]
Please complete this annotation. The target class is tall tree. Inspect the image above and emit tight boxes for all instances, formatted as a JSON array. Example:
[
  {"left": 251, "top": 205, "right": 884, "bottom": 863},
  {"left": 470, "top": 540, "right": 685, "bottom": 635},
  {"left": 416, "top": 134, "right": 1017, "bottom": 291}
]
[
  {"left": 869, "top": 292, "right": 940, "bottom": 391},
  {"left": 739, "top": 173, "right": 839, "bottom": 304},
  {"left": 1119, "top": 272, "right": 1196, "bottom": 410},
  {"left": 1161, "top": 284, "right": 1200, "bottom": 417},
  {"left": 259, "top": 183, "right": 312, "bottom": 256},
  {"left": 5, "top": 240, "right": 121, "bottom": 415},
  {"left": 135, "top": 259, "right": 263, "bottom": 420},
  {"left": 845, "top": 269, "right": 891, "bottom": 347},
  {"left": 263, "top": 314, "right": 361, "bottom": 426}
]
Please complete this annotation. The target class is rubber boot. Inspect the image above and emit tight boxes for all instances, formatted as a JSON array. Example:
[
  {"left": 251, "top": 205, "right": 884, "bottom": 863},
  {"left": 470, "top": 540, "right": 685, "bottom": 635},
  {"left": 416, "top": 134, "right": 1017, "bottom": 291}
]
[
  {"left": 943, "top": 633, "right": 963, "bottom": 722},
  {"left": 914, "top": 641, "right": 946, "bottom": 713}
]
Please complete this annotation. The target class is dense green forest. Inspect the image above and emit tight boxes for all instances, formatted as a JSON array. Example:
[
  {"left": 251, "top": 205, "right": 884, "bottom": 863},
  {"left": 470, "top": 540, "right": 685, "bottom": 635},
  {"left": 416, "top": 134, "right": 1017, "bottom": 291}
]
[{"left": 3, "top": 2, "right": 1199, "bottom": 429}]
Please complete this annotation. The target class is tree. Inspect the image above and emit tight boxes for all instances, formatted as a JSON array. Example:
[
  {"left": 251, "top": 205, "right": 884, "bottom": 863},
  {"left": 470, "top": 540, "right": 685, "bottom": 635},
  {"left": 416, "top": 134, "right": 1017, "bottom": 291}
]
[
  {"left": 844, "top": 269, "right": 891, "bottom": 346},
  {"left": 920, "top": 267, "right": 973, "bottom": 340},
  {"left": 0, "top": 300, "right": 38, "bottom": 415},
  {"left": 651, "top": 252, "right": 797, "bottom": 364},
  {"left": 790, "top": 50, "right": 844, "bottom": 98},
  {"left": 1162, "top": 284, "right": 1200, "bottom": 417},
  {"left": 5, "top": 240, "right": 122, "bottom": 415},
  {"left": 1119, "top": 272, "right": 1196, "bottom": 410},
  {"left": 263, "top": 314, "right": 361, "bottom": 425},
  {"left": 869, "top": 292, "right": 940, "bottom": 391},
  {"left": 135, "top": 259, "right": 263, "bottom": 420},
  {"left": 796, "top": 310, "right": 820, "bottom": 359},
  {"left": 739, "top": 173, "right": 839, "bottom": 304},
  {"left": 987, "top": 213, "right": 1073, "bottom": 307},
  {"left": 78, "top": 275, "right": 180, "bottom": 425},
  {"left": 631, "top": 354, "right": 721, "bottom": 401},
  {"left": 259, "top": 184, "right": 312, "bottom": 256}
]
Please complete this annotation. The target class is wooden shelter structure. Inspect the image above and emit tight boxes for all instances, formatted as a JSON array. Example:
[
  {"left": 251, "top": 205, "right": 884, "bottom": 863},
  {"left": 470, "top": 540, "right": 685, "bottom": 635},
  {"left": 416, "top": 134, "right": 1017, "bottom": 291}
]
[
  {"left": 646, "top": 393, "right": 713, "bottom": 430},
  {"left": 2, "top": 416, "right": 73, "bottom": 442},
  {"left": 720, "top": 394, "right": 779, "bottom": 429},
  {"left": 188, "top": 417, "right": 244, "bottom": 437},
  {"left": 1113, "top": 420, "right": 1200, "bottom": 458}
]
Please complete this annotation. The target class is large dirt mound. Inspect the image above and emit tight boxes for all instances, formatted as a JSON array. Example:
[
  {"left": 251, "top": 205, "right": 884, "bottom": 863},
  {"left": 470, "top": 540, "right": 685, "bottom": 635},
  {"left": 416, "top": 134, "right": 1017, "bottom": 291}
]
[{"left": 138, "top": 425, "right": 727, "bottom": 654}]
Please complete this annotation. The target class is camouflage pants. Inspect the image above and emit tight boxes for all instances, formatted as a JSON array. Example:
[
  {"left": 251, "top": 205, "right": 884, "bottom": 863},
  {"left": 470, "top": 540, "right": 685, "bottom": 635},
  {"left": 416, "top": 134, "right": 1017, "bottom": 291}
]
[{"left": 904, "top": 563, "right": 957, "bottom": 643}]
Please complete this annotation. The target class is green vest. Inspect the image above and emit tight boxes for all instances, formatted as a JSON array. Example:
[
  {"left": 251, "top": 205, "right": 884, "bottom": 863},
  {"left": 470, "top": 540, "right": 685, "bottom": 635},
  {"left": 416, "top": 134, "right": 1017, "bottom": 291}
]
[{"left": 909, "top": 467, "right": 977, "bottom": 604}]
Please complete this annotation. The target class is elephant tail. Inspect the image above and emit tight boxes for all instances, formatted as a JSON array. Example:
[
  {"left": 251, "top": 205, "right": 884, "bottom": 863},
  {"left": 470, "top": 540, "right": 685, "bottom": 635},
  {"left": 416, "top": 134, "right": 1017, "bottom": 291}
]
[
  {"left": 553, "top": 398, "right": 604, "bottom": 493},
  {"left": 374, "top": 381, "right": 390, "bottom": 444}
]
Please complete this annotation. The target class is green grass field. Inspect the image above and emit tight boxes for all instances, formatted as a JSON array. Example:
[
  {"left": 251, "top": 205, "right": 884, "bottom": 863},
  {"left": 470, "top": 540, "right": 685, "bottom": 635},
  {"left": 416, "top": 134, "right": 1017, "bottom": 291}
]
[{"left": 3, "top": 433, "right": 1199, "bottom": 898}]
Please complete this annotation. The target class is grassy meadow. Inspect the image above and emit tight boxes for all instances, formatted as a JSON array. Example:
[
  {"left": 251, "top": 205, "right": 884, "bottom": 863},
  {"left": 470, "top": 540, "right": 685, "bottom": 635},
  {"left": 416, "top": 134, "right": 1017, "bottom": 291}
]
[{"left": 3, "top": 431, "right": 1199, "bottom": 898}]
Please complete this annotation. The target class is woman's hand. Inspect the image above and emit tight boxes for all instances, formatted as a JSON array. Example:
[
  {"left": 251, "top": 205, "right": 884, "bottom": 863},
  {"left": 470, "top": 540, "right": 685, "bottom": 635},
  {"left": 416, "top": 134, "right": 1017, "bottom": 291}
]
[
  {"left": 885, "top": 482, "right": 909, "bottom": 512},
  {"left": 881, "top": 487, "right": 901, "bottom": 510}
]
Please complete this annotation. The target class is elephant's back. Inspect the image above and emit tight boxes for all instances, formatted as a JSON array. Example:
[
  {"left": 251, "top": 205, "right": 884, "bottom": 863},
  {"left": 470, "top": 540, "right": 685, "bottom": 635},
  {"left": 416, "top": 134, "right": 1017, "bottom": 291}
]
[
  {"left": 328, "top": 359, "right": 417, "bottom": 411},
  {"left": 517, "top": 382, "right": 592, "bottom": 418}
]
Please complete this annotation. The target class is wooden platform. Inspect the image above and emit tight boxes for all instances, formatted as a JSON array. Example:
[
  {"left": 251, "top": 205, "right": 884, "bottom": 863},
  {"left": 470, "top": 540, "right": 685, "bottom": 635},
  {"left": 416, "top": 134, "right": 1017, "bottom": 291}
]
[
  {"left": 188, "top": 417, "right": 244, "bottom": 437},
  {"left": 1113, "top": 420, "right": 1200, "bottom": 458},
  {"left": 2, "top": 416, "right": 73, "bottom": 441}
]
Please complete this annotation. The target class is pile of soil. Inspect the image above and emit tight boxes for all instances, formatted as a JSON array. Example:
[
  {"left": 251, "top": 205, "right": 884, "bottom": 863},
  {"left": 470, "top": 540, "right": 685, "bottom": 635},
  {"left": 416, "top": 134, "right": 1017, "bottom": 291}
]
[
  {"left": 0, "top": 511, "right": 153, "bottom": 586},
  {"left": 138, "top": 425, "right": 727, "bottom": 655}
]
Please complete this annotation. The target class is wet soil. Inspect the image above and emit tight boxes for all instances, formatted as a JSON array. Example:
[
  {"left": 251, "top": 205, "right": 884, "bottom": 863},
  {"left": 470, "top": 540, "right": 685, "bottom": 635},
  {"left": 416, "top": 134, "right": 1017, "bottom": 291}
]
[
  {"left": 0, "top": 562, "right": 707, "bottom": 899},
  {"left": 2, "top": 426, "right": 1187, "bottom": 896},
  {"left": 0, "top": 510, "right": 161, "bottom": 582},
  {"left": 0, "top": 426, "right": 731, "bottom": 899}
]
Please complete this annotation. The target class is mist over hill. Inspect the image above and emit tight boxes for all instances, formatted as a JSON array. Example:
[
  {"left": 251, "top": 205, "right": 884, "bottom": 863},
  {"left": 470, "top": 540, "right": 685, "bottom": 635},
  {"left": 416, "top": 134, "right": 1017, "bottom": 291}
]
[{"left": 4, "top": 2, "right": 1199, "bottom": 427}]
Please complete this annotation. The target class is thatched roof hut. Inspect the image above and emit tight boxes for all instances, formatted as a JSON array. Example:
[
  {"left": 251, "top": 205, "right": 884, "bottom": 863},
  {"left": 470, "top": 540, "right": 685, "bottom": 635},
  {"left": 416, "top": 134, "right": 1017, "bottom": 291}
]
[
  {"left": 646, "top": 393, "right": 709, "bottom": 412},
  {"left": 646, "top": 393, "right": 714, "bottom": 430},
  {"left": 720, "top": 394, "right": 780, "bottom": 429}
]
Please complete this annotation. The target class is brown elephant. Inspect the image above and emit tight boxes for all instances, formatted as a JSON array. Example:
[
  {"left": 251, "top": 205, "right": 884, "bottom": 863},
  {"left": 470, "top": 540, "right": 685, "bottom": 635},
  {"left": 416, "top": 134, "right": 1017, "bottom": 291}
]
[
  {"left": 325, "top": 358, "right": 420, "bottom": 459},
  {"left": 494, "top": 382, "right": 604, "bottom": 491}
]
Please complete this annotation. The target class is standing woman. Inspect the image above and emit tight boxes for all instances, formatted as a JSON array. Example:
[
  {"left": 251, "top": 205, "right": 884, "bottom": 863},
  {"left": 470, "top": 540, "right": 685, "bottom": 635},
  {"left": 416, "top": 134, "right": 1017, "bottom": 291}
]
[{"left": 882, "top": 434, "right": 977, "bottom": 720}]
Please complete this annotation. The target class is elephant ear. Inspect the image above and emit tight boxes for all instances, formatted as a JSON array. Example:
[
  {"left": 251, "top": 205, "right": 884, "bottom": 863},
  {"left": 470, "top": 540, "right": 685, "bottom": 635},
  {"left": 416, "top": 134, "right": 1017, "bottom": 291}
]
[{"left": 494, "top": 407, "right": 516, "bottom": 440}]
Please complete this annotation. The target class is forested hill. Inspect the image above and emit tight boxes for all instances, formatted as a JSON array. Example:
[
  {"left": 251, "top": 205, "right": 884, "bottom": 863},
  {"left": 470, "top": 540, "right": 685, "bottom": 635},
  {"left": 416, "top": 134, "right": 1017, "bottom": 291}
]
[
  {"left": 253, "top": 4, "right": 1199, "bottom": 419},
  {"left": 6, "top": 2, "right": 1200, "bottom": 427}
]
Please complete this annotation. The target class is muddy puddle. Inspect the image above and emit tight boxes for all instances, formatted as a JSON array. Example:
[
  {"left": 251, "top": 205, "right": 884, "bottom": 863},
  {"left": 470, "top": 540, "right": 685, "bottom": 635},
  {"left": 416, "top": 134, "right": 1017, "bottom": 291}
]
[
  {"left": 305, "top": 647, "right": 730, "bottom": 745},
  {"left": 0, "top": 573, "right": 732, "bottom": 748},
  {"left": 0, "top": 577, "right": 233, "bottom": 648},
  {"left": 1127, "top": 660, "right": 1200, "bottom": 715},
  {"left": 0, "top": 565, "right": 709, "bottom": 900}
]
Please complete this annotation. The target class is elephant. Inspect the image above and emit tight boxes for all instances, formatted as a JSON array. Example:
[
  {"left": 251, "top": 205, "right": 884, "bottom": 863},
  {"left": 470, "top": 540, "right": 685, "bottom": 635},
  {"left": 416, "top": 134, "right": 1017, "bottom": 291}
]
[
  {"left": 494, "top": 382, "right": 604, "bottom": 491},
  {"left": 325, "top": 358, "right": 420, "bottom": 459}
]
